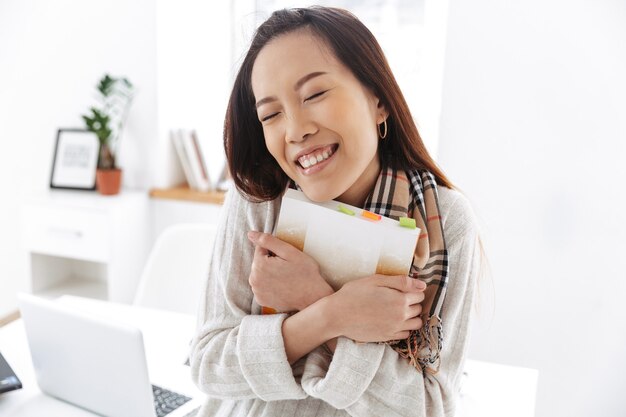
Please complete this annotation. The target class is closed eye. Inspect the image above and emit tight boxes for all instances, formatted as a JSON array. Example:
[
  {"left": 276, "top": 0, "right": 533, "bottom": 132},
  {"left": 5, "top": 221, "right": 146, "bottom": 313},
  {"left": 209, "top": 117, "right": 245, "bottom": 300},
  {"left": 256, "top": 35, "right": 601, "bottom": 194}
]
[
  {"left": 304, "top": 90, "right": 327, "bottom": 102},
  {"left": 261, "top": 112, "right": 279, "bottom": 122}
]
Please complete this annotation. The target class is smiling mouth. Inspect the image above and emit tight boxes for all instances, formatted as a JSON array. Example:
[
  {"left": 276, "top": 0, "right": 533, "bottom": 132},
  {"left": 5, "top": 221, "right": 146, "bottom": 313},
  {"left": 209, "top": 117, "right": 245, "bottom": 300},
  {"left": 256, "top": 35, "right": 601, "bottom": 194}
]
[{"left": 295, "top": 144, "right": 339, "bottom": 169}]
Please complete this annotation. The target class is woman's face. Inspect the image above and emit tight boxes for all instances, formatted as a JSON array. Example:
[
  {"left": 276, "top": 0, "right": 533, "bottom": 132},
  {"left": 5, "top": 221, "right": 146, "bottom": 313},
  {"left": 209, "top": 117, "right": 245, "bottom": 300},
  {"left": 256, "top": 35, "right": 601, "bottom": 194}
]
[{"left": 251, "top": 29, "right": 387, "bottom": 206}]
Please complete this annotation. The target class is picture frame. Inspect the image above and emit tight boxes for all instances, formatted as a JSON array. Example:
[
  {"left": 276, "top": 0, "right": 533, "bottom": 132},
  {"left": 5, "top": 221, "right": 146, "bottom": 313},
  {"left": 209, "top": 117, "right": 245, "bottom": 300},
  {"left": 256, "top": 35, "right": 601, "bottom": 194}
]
[{"left": 49, "top": 128, "right": 100, "bottom": 191}]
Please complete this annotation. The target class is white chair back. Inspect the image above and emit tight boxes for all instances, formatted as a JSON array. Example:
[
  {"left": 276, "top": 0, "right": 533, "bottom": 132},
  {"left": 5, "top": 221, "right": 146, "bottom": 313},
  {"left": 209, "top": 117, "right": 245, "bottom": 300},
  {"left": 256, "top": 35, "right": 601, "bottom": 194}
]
[{"left": 133, "top": 223, "right": 217, "bottom": 315}]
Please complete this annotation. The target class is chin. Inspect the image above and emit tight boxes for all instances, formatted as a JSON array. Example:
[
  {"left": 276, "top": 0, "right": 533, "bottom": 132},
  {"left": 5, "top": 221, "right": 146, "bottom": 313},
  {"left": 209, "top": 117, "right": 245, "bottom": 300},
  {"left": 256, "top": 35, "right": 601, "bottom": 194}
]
[{"left": 299, "top": 184, "right": 342, "bottom": 203}]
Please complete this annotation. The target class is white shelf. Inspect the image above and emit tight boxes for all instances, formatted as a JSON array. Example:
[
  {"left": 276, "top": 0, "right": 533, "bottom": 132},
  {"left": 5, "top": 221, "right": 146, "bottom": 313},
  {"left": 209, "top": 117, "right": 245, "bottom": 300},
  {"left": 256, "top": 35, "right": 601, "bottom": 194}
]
[
  {"left": 36, "top": 278, "right": 108, "bottom": 301},
  {"left": 21, "top": 190, "right": 150, "bottom": 304}
]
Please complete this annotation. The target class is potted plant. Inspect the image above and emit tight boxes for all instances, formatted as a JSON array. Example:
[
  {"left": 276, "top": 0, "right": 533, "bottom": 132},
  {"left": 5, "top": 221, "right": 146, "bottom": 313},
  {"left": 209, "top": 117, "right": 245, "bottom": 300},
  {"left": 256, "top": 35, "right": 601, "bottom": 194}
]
[{"left": 82, "top": 74, "right": 135, "bottom": 195}]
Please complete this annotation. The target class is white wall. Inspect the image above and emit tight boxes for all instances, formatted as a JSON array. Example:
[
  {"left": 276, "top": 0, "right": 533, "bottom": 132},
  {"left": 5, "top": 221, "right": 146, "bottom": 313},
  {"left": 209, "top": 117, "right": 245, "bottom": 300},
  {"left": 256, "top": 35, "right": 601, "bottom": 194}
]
[
  {"left": 438, "top": 1, "right": 626, "bottom": 416},
  {"left": 0, "top": 0, "right": 232, "bottom": 317},
  {"left": 154, "top": 0, "right": 232, "bottom": 188},
  {"left": 0, "top": 0, "right": 159, "bottom": 316}
]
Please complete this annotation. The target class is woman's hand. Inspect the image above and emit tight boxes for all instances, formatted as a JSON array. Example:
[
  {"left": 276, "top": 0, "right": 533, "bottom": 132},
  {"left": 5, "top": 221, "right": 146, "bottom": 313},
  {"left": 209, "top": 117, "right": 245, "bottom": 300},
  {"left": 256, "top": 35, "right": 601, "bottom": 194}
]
[
  {"left": 327, "top": 275, "right": 426, "bottom": 343},
  {"left": 247, "top": 231, "right": 334, "bottom": 312}
]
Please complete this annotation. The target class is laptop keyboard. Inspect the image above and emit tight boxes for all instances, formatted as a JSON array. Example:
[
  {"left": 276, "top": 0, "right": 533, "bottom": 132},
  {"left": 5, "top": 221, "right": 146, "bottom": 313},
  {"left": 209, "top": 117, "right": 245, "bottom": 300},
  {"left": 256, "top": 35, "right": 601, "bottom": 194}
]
[
  {"left": 152, "top": 384, "right": 192, "bottom": 417},
  {"left": 182, "top": 407, "right": 201, "bottom": 417}
]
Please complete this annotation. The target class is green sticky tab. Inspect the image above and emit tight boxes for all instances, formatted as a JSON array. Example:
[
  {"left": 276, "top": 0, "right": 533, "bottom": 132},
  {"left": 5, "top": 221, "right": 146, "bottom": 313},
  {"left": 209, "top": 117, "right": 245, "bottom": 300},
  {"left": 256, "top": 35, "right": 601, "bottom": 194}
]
[
  {"left": 399, "top": 217, "right": 416, "bottom": 229},
  {"left": 337, "top": 205, "right": 355, "bottom": 216}
]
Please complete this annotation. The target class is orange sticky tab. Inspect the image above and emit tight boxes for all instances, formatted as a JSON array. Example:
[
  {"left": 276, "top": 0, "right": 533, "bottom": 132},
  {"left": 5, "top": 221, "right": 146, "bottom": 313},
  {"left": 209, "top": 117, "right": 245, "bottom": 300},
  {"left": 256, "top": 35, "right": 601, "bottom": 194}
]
[
  {"left": 261, "top": 306, "right": 278, "bottom": 315},
  {"left": 362, "top": 210, "right": 381, "bottom": 221}
]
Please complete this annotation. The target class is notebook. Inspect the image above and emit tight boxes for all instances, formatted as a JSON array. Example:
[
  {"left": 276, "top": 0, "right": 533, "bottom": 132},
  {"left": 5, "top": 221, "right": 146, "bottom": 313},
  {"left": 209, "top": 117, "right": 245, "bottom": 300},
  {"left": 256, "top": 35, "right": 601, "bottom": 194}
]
[
  {"left": 276, "top": 188, "right": 421, "bottom": 289},
  {"left": 263, "top": 189, "right": 421, "bottom": 314}
]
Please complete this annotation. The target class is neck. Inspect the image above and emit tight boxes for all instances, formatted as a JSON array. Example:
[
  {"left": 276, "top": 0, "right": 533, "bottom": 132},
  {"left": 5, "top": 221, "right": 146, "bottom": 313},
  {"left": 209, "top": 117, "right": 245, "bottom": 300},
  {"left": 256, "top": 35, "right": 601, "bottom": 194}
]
[{"left": 336, "top": 156, "right": 381, "bottom": 208}]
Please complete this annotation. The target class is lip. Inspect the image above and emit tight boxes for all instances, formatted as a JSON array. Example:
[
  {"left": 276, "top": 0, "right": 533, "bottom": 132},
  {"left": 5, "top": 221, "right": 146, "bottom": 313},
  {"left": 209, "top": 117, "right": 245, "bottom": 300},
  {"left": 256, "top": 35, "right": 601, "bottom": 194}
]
[
  {"left": 296, "top": 145, "right": 338, "bottom": 176},
  {"left": 293, "top": 144, "right": 338, "bottom": 163}
]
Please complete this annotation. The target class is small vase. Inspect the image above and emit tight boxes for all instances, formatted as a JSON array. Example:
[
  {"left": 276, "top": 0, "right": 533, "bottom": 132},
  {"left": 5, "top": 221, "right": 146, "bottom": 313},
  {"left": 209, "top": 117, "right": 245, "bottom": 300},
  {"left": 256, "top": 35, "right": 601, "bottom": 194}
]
[{"left": 96, "top": 168, "right": 122, "bottom": 195}]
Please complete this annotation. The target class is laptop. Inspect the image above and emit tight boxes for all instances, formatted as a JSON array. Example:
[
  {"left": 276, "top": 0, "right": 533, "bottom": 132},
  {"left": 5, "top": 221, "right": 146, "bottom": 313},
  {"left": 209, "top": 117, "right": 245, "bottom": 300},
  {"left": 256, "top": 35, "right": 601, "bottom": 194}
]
[
  {"left": 18, "top": 293, "right": 201, "bottom": 417},
  {"left": 0, "top": 351, "right": 22, "bottom": 395}
]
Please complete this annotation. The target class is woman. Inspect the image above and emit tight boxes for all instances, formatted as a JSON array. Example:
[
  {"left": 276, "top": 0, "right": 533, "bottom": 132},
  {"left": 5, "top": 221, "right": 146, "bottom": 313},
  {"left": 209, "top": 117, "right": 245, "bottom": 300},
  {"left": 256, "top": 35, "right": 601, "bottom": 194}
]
[{"left": 190, "top": 7, "right": 479, "bottom": 417}]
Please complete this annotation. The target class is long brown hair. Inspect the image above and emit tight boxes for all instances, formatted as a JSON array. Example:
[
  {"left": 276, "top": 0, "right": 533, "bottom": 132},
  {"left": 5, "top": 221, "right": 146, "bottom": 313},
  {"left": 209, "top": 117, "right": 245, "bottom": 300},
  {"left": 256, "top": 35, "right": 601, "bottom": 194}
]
[{"left": 225, "top": 6, "right": 453, "bottom": 202}]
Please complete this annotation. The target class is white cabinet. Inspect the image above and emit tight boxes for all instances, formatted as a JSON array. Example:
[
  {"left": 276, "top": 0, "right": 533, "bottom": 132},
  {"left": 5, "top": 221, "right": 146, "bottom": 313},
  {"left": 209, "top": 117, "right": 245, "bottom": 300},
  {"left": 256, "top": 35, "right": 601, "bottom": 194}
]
[{"left": 21, "top": 190, "right": 150, "bottom": 303}]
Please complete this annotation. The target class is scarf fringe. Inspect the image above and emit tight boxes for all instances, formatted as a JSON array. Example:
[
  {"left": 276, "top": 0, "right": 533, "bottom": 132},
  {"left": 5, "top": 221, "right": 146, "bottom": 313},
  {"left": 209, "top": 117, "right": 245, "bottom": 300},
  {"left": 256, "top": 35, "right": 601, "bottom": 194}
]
[{"left": 385, "top": 315, "right": 443, "bottom": 374}]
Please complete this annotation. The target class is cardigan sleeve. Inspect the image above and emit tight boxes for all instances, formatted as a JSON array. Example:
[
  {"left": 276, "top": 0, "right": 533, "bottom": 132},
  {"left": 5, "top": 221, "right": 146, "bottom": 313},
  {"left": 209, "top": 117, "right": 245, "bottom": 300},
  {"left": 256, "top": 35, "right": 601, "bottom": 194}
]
[
  {"left": 300, "top": 190, "right": 480, "bottom": 417},
  {"left": 189, "top": 189, "right": 308, "bottom": 401}
]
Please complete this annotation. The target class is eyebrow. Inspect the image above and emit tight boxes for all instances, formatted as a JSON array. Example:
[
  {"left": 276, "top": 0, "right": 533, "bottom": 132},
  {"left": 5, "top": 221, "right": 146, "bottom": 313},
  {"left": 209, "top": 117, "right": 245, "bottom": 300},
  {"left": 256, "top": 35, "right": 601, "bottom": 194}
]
[{"left": 255, "top": 71, "right": 328, "bottom": 109}]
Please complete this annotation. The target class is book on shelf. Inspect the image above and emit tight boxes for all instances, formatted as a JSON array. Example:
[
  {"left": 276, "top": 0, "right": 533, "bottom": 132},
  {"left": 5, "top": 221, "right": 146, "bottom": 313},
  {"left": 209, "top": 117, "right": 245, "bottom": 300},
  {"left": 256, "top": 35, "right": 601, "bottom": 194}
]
[
  {"left": 170, "top": 129, "right": 198, "bottom": 190},
  {"left": 187, "top": 130, "right": 211, "bottom": 191},
  {"left": 171, "top": 129, "right": 211, "bottom": 192},
  {"left": 261, "top": 188, "right": 421, "bottom": 314}
]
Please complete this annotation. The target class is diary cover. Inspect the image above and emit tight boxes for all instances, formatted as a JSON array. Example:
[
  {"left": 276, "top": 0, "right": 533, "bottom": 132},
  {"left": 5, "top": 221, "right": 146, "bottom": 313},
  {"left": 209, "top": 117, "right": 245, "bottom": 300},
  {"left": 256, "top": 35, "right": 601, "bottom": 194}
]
[{"left": 262, "top": 188, "right": 420, "bottom": 313}]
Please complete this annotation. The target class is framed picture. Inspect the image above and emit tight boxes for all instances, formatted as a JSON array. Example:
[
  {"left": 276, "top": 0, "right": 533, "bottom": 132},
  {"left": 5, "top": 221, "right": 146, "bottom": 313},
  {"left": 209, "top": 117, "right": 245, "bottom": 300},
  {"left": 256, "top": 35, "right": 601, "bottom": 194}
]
[{"left": 49, "top": 128, "right": 100, "bottom": 191}]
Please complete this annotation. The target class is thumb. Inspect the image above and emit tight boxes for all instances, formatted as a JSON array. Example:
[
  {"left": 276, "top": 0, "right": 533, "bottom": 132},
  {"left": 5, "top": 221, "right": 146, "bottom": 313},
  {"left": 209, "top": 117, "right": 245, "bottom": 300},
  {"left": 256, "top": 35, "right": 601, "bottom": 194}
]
[
  {"left": 378, "top": 275, "right": 426, "bottom": 292},
  {"left": 248, "top": 230, "right": 299, "bottom": 260}
]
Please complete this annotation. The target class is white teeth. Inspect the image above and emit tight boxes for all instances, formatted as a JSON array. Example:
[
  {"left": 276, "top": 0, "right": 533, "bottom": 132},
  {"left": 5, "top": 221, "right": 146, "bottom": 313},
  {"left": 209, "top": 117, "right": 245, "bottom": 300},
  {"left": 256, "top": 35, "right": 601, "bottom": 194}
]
[{"left": 298, "top": 146, "right": 336, "bottom": 169}]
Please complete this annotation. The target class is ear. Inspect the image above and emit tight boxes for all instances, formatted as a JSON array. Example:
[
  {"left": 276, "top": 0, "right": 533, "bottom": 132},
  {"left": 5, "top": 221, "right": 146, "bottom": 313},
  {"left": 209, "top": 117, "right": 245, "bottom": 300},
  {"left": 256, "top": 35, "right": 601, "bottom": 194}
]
[{"left": 375, "top": 97, "right": 389, "bottom": 124}]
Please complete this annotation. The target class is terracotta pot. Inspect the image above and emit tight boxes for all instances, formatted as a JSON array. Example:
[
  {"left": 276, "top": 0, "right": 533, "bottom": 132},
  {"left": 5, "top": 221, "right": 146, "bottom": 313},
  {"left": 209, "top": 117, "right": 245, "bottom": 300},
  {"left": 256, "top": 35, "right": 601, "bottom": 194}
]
[{"left": 96, "top": 168, "right": 122, "bottom": 195}]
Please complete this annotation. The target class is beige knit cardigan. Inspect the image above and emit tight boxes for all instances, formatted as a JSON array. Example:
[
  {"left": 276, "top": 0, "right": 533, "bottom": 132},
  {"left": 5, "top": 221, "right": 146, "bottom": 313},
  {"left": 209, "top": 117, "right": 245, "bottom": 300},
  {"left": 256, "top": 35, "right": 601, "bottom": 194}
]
[{"left": 190, "top": 185, "right": 480, "bottom": 417}]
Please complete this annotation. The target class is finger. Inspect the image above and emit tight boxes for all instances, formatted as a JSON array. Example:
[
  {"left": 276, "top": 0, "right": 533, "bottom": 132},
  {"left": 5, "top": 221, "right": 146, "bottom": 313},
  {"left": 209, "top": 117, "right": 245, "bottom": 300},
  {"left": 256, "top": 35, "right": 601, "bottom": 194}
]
[
  {"left": 405, "top": 291, "right": 426, "bottom": 305},
  {"left": 248, "top": 231, "right": 300, "bottom": 260},
  {"left": 403, "top": 316, "right": 423, "bottom": 331},
  {"left": 407, "top": 303, "right": 423, "bottom": 318},
  {"left": 391, "top": 331, "right": 410, "bottom": 341},
  {"left": 250, "top": 246, "right": 267, "bottom": 283},
  {"left": 252, "top": 241, "right": 289, "bottom": 276},
  {"left": 376, "top": 275, "right": 426, "bottom": 292},
  {"left": 253, "top": 242, "right": 271, "bottom": 260}
]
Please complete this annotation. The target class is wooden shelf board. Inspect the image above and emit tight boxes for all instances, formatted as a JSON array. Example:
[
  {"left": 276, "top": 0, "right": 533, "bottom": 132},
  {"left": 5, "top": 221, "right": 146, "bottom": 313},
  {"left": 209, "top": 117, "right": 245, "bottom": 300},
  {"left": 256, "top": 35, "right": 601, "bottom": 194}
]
[
  {"left": 0, "top": 310, "right": 20, "bottom": 327},
  {"left": 149, "top": 186, "right": 226, "bottom": 205}
]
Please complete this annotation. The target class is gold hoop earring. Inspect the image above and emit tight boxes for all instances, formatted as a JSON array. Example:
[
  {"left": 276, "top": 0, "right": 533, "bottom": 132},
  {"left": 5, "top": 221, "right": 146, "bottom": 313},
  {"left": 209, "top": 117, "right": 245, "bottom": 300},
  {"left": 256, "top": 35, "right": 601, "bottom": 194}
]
[{"left": 378, "top": 119, "right": 388, "bottom": 139}]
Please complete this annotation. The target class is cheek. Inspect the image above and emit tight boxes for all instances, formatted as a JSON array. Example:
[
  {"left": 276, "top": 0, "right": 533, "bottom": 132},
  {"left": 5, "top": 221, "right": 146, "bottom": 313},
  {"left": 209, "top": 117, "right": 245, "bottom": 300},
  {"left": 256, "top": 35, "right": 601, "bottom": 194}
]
[
  {"left": 342, "top": 126, "right": 379, "bottom": 166},
  {"left": 263, "top": 127, "right": 280, "bottom": 156},
  {"left": 324, "top": 97, "right": 377, "bottom": 142},
  {"left": 332, "top": 110, "right": 378, "bottom": 153},
  {"left": 263, "top": 129, "right": 291, "bottom": 168}
]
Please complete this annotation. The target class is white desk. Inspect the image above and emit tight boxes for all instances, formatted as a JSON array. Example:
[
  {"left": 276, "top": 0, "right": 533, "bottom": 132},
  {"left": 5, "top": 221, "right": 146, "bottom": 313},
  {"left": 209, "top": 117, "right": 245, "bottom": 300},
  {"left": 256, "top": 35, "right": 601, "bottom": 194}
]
[
  {"left": 456, "top": 359, "right": 538, "bottom": 417},
  {"left": 0, "top": 296, "right": 538, "bottom": 417},
  {"left": 0, "top": 296, "right": 202, "bottom": 416}
]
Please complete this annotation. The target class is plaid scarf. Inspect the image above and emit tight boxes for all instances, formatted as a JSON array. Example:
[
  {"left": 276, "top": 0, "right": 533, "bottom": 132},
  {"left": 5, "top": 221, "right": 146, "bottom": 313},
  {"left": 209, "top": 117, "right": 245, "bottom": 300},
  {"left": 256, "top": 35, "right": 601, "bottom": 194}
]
[{"left": 363, "top": 164, "right": 449, "bottom": 374}]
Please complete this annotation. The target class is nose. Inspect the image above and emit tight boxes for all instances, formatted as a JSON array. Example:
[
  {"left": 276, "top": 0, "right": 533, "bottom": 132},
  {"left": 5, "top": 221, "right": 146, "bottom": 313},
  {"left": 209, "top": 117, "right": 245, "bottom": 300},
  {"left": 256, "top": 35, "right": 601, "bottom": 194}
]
[{"left": 285, "top": 109, "right": 317, "bottom": 143}]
